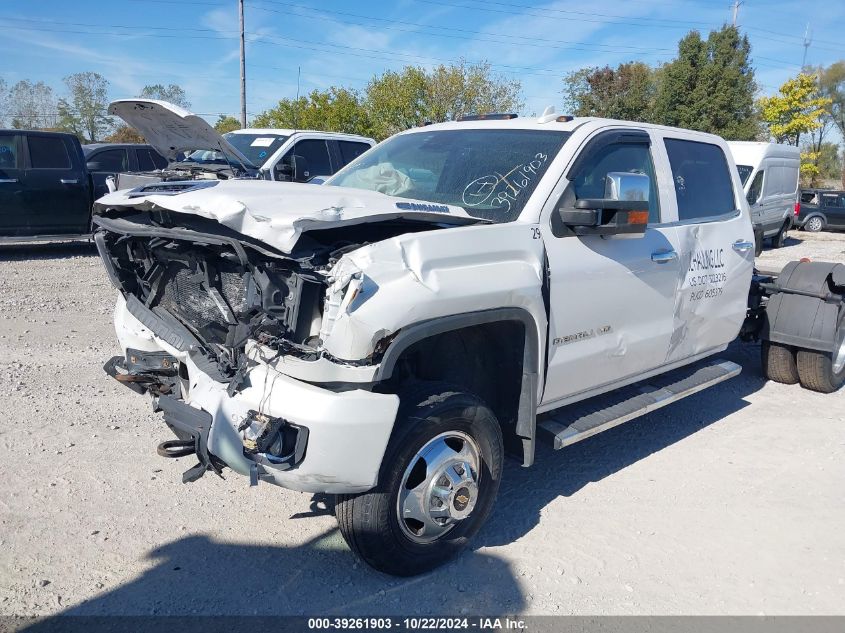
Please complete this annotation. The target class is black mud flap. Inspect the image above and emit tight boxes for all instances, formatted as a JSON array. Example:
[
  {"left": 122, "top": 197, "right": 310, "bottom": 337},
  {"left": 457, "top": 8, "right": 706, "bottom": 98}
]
[
  {"left": 153, "top": 395, "right": 225, "bottom": 483},
  {"left": 762, "top": 261, "right": 845, "bottom": 353}
]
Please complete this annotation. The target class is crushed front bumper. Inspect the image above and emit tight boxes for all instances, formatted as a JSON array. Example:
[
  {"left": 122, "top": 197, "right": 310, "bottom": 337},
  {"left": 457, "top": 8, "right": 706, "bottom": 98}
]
[{"left": 108, "top": 294, "right": 400, "bottom": 493}]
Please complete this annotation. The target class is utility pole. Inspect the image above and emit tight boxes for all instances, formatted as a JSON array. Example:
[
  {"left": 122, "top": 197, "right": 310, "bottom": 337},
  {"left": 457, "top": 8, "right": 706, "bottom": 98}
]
[
  {"left": 731, "top": 0, "right": 743, "bottom": 27},
  {"left": 239, "top": 0, "right": 247, "bottom": 128},
  {"left": 801, "top": 23, "right": 812, "bottom": 69}
]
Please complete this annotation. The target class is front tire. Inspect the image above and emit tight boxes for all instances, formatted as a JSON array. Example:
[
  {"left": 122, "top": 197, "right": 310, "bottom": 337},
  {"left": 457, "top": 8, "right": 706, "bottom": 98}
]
[
  {"left": 335, "top": 384, "right": 503, "bottom": 576},
  {"left": 772, "top": 220, "right": 789, "bottom": 248}
]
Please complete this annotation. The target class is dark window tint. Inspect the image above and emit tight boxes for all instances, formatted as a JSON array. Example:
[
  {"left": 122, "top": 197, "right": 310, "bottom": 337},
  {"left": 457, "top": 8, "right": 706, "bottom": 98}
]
[
  {"left": 665, "top": 139, "right": 735, "bottom": 221},
  {"left": 28, "top": 136, "right": 71, "bottom": 169},
  {"left": 91, "top": 149, "right": 128, "bottom": 172},
  {"left": 136, "top": 148, "right": 165, "bottom": 171},
  {"left": 339, "top": 141, "right": 371, "bottom": 166},
  {"left": 736, "top": 164, "right": 753, "bottom": 185},
  {"left": 0, "top": 135, "right": 18, "bottom": 169},
  {"left": 292, "top": 139, "right": 332, "bottom": 177},
  {"left": 822, "top": 194, "right": 845, "bottom": 208},
  {"left": 747, "top": 170, "right": 763, "bottom": 205},
  {"left": 570, "top": 142, "right": 660, "bottom": 223},
  {"left": 800, "top": 191, "right": 817, "bottom": 204}
]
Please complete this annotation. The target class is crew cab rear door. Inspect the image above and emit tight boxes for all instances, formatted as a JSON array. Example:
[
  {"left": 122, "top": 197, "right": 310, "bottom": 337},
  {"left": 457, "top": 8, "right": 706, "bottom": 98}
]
[
  {"left": 541, "top": 128, "right": 683, "bottom": 404},
  {"left": 657, "top": 134, "right": 754, "bottom": 363}
]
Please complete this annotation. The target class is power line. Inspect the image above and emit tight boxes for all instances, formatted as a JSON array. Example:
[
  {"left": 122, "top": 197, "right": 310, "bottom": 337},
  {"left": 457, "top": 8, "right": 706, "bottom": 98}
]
[
  {"left": 246, "top": 0, "right": 675, "bottom": 54},
  {"left": 412, "top": 0, "right": 718, "bottom": 30}
]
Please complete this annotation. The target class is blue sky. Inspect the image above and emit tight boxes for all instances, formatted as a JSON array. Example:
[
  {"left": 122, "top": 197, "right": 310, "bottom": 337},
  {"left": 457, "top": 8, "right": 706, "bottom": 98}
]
[{"left": 1, "top": 0, "right": 843, "bottom": 123}]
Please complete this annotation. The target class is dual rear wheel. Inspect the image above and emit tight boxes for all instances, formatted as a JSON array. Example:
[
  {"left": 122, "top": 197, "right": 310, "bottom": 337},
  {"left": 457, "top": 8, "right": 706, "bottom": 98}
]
[{"left": 762, "top": 333, "right": 845, "bottom": 394}]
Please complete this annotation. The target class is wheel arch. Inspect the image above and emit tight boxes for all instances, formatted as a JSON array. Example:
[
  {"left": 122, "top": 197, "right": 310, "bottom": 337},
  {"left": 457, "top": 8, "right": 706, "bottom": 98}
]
[
  {"left": 802, "top": 212, "right": 827, "bottom": 228},
  {"left": 375, "top": 307, "right": 541, "bottom": 467}
]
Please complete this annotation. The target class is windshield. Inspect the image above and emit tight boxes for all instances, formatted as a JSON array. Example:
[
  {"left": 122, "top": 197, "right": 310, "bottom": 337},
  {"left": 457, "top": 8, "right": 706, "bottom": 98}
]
[
  {"left": 736, "top": 164, "right": 753, "bottom": 185},
  {"left": 182, "top": 133, "right": 287, "bottom": 168},
  {"left": 327, "top": 128, "right": 571, "bottom": 222}
]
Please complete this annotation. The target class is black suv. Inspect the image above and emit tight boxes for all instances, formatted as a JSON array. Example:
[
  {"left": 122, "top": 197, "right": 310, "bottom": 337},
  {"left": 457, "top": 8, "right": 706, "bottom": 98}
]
[{"left": 797, "top": 189, "right": 845, "bottom": 232}]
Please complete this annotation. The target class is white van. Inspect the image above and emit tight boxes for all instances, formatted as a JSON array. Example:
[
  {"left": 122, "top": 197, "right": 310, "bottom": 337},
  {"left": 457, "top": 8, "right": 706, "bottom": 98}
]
[{"left": 727, "top": 141, "right": 800, "bottom": 248}]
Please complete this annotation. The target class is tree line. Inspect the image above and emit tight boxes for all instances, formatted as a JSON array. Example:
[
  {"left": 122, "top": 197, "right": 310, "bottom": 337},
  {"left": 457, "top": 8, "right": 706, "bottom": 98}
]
[
  {"left": 0, "top": 73, "right": 190, "bottom": 143},
  {"left": 562, "top": 26, "right": 843, "bottom": 185},
  {"left": 1, "top": 25, "right": 843, "bottom": 185}
]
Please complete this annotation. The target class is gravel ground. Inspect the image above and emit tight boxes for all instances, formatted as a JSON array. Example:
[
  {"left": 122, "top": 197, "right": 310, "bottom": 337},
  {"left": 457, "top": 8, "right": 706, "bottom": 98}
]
[{"left": 0, "top": 234, "right": 843, "bottom": 620}]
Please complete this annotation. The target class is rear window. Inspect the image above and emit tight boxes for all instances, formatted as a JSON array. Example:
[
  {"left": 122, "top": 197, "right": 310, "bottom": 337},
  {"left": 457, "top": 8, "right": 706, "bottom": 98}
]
[
  {"left": 0, "top": 136, "right": 18, "bottom": 169},
  {"left": 28, "top": 136, "right": 71, "bottom": 169},
  {"left": 665, "top": 138, "right": 736, "bottom": 221}
]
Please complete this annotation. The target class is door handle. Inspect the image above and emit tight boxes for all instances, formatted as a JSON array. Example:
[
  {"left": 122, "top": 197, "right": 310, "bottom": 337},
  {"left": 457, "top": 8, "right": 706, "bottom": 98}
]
[
  {"left": 732, "top": 239, "right": 754, "bottom": 253},
  {"left": 60, "top": 178, "right": 79, "bottom": 185},
  {"left": 0, "top": 178, "right": 19, "bottom": 183},
  {"left": 651, "top": 250, "right": 678, "bottom": 264}
]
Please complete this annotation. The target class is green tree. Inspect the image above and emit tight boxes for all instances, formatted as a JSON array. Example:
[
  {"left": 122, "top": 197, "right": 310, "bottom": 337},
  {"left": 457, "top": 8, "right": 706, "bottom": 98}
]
[
  {"left": 8, "top": 80, "right": 57, "bottom": 129},
  {"left": 817, "top": 61, "right": 845, "bottom": 186},
  {"left": 653, "top": 26, "right": 759, "bottom": 139},
  {"left": 425, "top": 60, "right": 522, "bottom": 123},
  {"left": 364, "top": 67, "right": 429, "bottom": 140},
  {"left": 252, "top": 87, "right": 370, "bottom": 136},
  {"left": 562, "top": 62, "right": 655, "bottom": 121},
  {"left": 816, "top": 142, "right": 842, "bottom": 182},
  {"left": 139, "top": 83, "right": 191, "bottom": 109},
  {"left": 214, "top": 115, "right": 241, "bottom": 133},
  {"left": 759, "top": 73, "right": 831, "bottom": 146},
  {"left": 57, "top": 72, "right": 112, "bottom": 142},
  {"left": 364, "top": 61, "right": 522, "bottom": 140}
]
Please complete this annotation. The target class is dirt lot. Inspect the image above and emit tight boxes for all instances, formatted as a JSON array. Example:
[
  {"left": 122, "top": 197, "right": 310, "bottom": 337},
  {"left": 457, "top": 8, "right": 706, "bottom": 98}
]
[{"left": 0, "top": 231, "right": 843, "bottom": 619}]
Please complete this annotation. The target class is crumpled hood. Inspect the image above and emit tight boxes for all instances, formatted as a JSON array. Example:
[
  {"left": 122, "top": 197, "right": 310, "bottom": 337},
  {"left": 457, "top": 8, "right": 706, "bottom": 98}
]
[
  {"left": 94, "top": 180, "right": 481, "bottom": 253},
  {"left": 108, "top": 99, "right": 253, "bottom": 166}
]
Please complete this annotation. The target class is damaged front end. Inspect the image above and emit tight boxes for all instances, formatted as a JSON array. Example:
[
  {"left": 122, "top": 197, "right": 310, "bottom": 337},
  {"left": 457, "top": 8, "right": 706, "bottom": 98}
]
[{"left": 94, "top": 206, "right": 399, "bottom": 488}]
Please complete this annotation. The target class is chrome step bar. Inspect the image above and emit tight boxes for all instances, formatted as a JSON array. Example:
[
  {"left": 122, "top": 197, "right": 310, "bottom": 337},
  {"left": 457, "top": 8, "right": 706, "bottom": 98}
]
[{"left": 538, "top": 359, "right": 742, "bottom": 449}]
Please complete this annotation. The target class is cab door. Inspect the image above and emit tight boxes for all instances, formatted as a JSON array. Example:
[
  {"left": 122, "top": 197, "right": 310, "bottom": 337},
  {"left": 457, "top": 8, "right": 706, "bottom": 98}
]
[
  {"left": 658, "top": 135, "right": 754, "bottom": 363},
  {"left": 0, "top": 132, "right": 25, "bottom": 236},
  {"left": 21, "top": 134, "right": 91, "bottom": 235},
  {"left": 541, "top": 128, "right": 682, "bottom": 405}
]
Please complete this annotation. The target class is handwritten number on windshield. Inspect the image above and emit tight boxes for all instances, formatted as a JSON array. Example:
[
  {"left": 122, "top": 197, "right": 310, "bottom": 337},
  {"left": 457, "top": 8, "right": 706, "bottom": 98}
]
[{"left": 462, "top": 153, "right": 549, "bottom": 212}]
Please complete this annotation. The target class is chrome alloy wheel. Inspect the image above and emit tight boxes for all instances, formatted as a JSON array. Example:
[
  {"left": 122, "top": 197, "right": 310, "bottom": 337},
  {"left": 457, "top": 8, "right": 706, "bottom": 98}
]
[
  {"left": 396, "top": 431, "right": 482, "bottom": 544},
  {"left": 806, "top": 216, "right": 823, "bottom": 232},
  {"left": 833, "top": 324, "right": 845, "bottom": 374}
]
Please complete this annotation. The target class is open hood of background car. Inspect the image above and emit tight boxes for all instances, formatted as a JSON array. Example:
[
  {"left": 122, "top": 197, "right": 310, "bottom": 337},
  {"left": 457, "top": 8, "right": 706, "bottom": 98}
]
[
  {"left": 93, "top": 179, "right": 484, "bottom": 253},
  {"left": 108, "top": 99, "right": 254, "bottom": 166}
]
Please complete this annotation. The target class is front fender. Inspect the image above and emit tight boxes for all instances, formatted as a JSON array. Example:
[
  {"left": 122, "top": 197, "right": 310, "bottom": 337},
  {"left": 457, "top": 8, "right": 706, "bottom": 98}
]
[{"left": 319, "top": 222, "right": 548, "bottom": 366}]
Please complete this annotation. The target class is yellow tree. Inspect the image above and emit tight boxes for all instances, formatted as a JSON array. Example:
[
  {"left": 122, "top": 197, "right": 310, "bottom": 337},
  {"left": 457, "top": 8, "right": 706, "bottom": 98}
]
[
  {"left": 759, "top": 73, "right": 832, "bottom": 184},
  {"left": 759, "top": 73, "right": 831, "bottom": 145}
]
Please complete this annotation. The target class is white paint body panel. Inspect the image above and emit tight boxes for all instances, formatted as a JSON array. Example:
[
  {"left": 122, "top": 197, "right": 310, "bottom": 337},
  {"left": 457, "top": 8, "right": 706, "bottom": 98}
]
[
  {"left": 96, "top": 180, "right": 479, "bottom": 254},
  {"left": 103, "top": 115, "right": 756, "bottom": 493}
]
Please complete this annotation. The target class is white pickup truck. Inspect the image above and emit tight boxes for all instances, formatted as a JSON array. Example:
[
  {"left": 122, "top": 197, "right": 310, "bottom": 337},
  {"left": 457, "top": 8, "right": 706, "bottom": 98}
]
[{"left": 93, "top": 110, "right": 845, "bottom": 576}]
